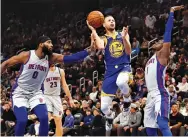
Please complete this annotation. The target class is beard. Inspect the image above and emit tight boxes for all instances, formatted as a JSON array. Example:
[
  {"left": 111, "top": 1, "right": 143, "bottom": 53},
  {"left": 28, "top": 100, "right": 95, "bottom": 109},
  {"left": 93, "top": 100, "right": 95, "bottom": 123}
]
[{"left": 42, "top": 45, "right": 52, "bottom": 56}]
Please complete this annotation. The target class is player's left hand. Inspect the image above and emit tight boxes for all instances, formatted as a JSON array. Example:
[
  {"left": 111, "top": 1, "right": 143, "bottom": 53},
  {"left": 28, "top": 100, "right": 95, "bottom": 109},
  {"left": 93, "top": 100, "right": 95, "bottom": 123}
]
[{"left": 121, "top": 26, "right": 129, "bottom": 39}]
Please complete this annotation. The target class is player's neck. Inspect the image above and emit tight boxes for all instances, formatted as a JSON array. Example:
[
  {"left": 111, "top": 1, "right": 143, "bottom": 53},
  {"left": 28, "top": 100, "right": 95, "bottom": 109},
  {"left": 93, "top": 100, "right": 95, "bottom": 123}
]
[
  {"left": 35, "top": 49, "right": 45, "bottom": 59},
  {"left": 50, "top": 66, "right": 56, "bottom": 71},
  {"left": 105, "top": 30, "right": 116, "bottom": 36}
]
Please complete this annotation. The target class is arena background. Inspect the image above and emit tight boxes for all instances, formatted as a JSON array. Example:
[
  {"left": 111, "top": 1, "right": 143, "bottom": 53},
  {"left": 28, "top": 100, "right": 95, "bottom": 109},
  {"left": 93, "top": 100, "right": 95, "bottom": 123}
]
[{"left": 1, "top": 0, "right": 188, "bottom": 136}]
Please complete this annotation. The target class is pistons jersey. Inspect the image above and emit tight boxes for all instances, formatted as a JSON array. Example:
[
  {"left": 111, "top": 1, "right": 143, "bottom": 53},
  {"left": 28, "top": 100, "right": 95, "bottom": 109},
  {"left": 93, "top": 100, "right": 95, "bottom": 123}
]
[
  {"left": 145, "top": 54, "right": 167, "bottom": 93},
  {"left": 12, "top": 50, "right": 49, "bottom": 92},
  {"left": 44, "top": 67, "right": 61, "bottom": 96}
]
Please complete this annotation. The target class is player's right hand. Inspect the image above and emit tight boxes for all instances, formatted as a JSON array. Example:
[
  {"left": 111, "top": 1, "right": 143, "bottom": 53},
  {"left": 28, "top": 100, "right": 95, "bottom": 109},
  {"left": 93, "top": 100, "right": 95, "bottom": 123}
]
[
  {"left": 86, "top": 20, "right": 96, "bottom": 32},
  {"left": 69, "top": 99, "right": 75, "bottom": 108},
  {"left": 170, "top": 5, "right": 184, "bottom": 12}
]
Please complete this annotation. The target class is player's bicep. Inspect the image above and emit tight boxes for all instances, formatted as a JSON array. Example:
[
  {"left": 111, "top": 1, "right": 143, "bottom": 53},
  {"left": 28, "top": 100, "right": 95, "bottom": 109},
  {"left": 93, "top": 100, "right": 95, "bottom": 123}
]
[
  {"left": 60, "top": 69, "right": 68, "bottom": 87},
  {"left": 159, "top": 43, "right": 171, "bottom": 59},
  {"left": 3, "top": 52, "right": 27, "bottom": 67},
  {"left": 94, "top": 36, "right": 105, "bottom": 50}
]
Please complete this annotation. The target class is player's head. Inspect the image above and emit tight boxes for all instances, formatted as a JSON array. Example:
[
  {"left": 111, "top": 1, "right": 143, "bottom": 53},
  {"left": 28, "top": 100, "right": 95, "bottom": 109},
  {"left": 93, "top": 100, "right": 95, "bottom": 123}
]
[
  {"left": 50, "top": 63, "right": 55, "bottom": 67},
  {"left": 37, "top": 36, "right": 53, "bottom": 56},
  {"left": 152, "top": 39, "right": 163, "bottom": 51},
  {"left": 103, "top": 15, "right": 116, "bottom": 31}
]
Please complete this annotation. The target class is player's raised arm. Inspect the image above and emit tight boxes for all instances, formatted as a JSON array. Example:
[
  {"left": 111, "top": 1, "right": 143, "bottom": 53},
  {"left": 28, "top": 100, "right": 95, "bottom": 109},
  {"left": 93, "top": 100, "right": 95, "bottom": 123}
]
[
  {"left": 87, "top": 21, "right": 105, "bottom": 50},
  {"left": 1, "top": 51, "right": 29, "bottom": 73},
  {"left": 159, "top": 5, "right": 184, "bottom": 59},
  {"left": 121, "top": 26, "right": 131, "bottom": 55}
]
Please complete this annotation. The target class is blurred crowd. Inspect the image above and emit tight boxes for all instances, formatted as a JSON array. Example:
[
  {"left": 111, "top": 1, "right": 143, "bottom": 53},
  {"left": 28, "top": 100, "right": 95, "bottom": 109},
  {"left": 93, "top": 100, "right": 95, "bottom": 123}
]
[{"left": 1, "top": 0, "right": 188, "bottom": 136}]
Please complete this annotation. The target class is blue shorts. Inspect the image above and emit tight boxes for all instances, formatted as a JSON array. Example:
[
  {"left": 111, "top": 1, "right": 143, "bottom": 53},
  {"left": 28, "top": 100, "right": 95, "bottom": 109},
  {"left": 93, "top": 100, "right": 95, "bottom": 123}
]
[{"left": 102, "top": 64, "right": 131, "bottom": 95}]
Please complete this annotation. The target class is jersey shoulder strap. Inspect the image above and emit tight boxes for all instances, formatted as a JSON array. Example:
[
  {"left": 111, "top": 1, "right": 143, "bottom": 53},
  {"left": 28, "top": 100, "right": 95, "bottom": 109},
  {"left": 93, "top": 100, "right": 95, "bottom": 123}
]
[{"left": 57, "top": 67, "right": 62, "bottom": 80}]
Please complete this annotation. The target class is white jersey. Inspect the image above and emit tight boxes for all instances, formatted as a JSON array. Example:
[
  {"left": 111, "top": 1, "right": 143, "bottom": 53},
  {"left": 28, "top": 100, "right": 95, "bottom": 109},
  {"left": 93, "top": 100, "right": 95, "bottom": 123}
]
[
  {"left": 15, "top": 50, "right": 49, "bottom": 92},
  {"left": 145, "top": 54, "right": 167, "bottom": 92},
  {"left": 44, "top": 67, "right": 61, "bottom": 96}
]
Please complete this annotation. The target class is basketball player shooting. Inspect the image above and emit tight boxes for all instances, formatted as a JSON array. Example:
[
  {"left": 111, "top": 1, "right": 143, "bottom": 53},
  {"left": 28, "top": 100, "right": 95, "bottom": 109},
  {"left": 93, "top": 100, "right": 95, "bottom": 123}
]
[
  {"left": 1, "top": 36, "right": 92, "bottom": 136},
  {"left": 144, "top": 5, "right": 184, "bottom": 136},
  {"left": 44, "top": 63, "right": 75, "bottom": 136},
  {"left": 87, "top": 15, "right": 133, "bottom": 131}
]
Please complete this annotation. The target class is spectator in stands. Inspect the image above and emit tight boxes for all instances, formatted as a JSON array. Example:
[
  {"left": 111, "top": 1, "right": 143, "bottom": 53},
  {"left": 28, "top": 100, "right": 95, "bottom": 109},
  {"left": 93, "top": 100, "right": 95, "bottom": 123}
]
[
  {"left": 180, "top": 102, "right": 188, "bottom": 136},
  {"left": 169, "top": 103, "right": 184, "bottom": 136},
  {"left": 27, "top": 115, "right": 40, "bottom": 136},
  {"left": 140, "top": 37, "right": 148, "bottom": 49},
  {"left": 87, "top": 80, "right": 93, "bottom": 93},
  {"left": 90, "top": 108, "right": 105, "bottom": 136},
  {"left": 79, "top": 109, "right": 94, "bottom": 135},
  {"left": 145, "top": 13, "right": 156, "bottom": 29},
  {"left": 1, "top": 101, "right": 16, "bottom": 135},
  {"left": 168, "top": 85, "right": 178, "bottom": 105},
  {"left": 113, "top": 106, "right": 130, "bottom": 136},
  {"left": 72, "top": 100, "right": 82, "bottom": 115},
  {"left": 124, "top": 103, "right": 142, "bottom": 136},
  {"left": 177, "top": 77, "right": 188, "bottom": 99},
  {"left": 89, "top": 87, "right": 98, "bottom": 102},
  {"left": 62, "top": 108, "right": 74, "bottom": 135}
]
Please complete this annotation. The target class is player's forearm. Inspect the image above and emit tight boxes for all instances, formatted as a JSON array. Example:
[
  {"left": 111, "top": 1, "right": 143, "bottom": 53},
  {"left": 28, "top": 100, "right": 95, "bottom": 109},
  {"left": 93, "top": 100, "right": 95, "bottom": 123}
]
[
  {"left": 63, "top": 50, "right": 89, "bottom": 63},
  {"left": 63, "top": 85, "right": 72, "bottom": 100},
  {"left": 92, "top": 30, "right": 104, "bottom": 50},
  {"left": 123, "top": 35, "right": 131, "bottom": 55},
  {"left": 163, "top": 11, "right": 174, "bottom": 43}
]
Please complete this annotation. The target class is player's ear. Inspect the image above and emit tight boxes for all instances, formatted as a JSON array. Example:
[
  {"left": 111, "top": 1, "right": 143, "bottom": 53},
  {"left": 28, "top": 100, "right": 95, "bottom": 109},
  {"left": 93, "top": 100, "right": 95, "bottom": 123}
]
[{"left": 39, "top": 43, "right": 44, "bottom": 48}]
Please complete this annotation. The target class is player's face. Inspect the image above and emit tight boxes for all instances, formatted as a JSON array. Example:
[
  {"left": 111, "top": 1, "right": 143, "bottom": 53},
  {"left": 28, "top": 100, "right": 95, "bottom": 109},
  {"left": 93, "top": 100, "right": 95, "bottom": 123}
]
[
  {"left": 42, "top": 40, "right": 53, "bottom": 56},
  {"left": 152, "top": 40, "right": 163, "bottom": 51},
  {"left": 103, "top": 16, "right": 116, "bottom": 31}
]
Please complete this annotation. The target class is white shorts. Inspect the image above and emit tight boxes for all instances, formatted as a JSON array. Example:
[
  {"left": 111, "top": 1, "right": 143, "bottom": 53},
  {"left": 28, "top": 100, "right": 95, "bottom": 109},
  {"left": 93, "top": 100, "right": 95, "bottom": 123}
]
[
  {"left": 12, "top": 86, "right": 46, "bottom": 110},
  {"left": 44, "top": 95, "right": 63, "bottom": 117},
  {"left": 144, "top": 90, "right": 170, "bottom": 128}
]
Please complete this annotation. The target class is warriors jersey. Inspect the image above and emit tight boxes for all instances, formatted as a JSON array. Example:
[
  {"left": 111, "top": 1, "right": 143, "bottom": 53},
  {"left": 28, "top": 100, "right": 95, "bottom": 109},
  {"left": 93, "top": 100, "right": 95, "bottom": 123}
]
[{"left": 103, "top": 32, "right": 131, "bottom": 77}]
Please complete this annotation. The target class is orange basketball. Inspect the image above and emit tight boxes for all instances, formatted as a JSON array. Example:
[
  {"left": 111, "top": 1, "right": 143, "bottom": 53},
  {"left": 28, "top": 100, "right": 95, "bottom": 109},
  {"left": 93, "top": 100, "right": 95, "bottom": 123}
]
[{"left": 87, "top": 11, "right": 104, "bottom": 28}]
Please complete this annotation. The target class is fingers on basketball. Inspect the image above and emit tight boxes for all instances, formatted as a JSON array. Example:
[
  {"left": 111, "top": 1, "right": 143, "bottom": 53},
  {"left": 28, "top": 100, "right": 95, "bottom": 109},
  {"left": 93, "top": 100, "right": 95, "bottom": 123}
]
[{"left": 87, "top": 11, "right": 104, "bottom": 28}]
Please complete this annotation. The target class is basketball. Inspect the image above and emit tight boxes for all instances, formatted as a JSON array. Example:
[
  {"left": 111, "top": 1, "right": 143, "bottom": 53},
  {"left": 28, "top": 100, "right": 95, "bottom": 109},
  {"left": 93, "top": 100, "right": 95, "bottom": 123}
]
[{"left": 87, "top": 11, "right": 104, "bottom": 28}]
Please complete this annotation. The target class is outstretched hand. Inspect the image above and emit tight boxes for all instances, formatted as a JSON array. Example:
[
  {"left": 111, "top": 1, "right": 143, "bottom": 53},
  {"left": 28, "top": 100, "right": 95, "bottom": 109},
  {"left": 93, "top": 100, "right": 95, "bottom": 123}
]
[
  {"left": 170, "top": 5, "right": 184, "bottom": 12},
  {"left": 121, "top": 26, "right": 129, "bottom": 38},
  {"left": 121, "top": 26, "right": 130, "bottom": 41}
]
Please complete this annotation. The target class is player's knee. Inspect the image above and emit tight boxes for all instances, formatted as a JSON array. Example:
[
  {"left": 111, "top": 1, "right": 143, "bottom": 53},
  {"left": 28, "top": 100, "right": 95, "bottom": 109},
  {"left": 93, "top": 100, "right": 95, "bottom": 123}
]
[
  {"left": 157, "top": 116, "right": 169, "bottom": 130},
  {"left": 14, "top": 106, "right": 28, "bottom": 124},
  {"left": 116, "top": 73, "right": 129, "bottom": 87},
  {"left": 34, "top": 104, "right": 48, "bottom": 122},
  {"left": 17, "top": 117, "right": 28, "bottom": 125},
  {"left": 101, "top": 102, "right": 109, "bottom": 115},
  {"left": 54, "top": 116, "right": 62, "bottom": 125},
  {"left": 38, "top": 112, "right": 48, "bottom": 123}
]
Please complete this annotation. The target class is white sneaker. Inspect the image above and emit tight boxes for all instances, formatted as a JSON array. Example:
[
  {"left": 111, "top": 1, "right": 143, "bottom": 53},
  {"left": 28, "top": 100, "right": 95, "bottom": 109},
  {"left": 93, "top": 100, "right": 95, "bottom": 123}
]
[{"left": 105, "top": 120, "right": 112, "bottom": 131}]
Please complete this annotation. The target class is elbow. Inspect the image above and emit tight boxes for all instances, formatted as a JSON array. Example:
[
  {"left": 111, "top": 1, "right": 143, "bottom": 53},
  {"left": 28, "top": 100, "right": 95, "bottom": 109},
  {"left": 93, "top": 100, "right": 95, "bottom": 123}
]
[
  {"left": 98, "top": 46, "right": 104, "bottom": 50},
  {"left": 97, "top": 43, "right": 105, "bottom": 50}
]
